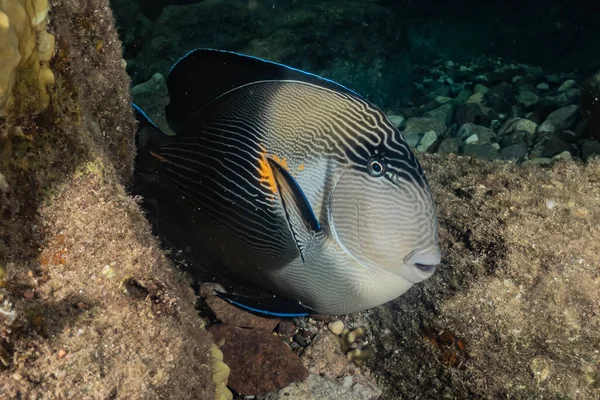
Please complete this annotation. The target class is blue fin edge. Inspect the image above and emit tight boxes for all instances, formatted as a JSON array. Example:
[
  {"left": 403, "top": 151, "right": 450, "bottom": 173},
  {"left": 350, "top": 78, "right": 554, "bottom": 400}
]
[
  {"left": 132, "top": 103, "right": 159, "bottom": 130},
  {"left": 169, "top": 48, "right": 362, "bottom": 99},
  {"left": 215, "top": 291, "right": 311, "bottom": 318}
]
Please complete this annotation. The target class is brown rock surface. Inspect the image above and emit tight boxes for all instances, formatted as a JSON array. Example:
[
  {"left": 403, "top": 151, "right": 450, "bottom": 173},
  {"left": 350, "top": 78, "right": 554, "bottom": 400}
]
[
  {"left": 206, "top": 296, "right": 280, "bottom": 331},
  {"left": 210, "top": 324, "right": 308, "bottom": 395}
]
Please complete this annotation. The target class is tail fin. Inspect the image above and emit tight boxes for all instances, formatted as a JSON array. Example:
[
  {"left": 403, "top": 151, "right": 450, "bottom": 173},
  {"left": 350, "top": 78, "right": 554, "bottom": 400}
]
[{"left": 133, "top": 103, "right": 171, "bottom": 173}]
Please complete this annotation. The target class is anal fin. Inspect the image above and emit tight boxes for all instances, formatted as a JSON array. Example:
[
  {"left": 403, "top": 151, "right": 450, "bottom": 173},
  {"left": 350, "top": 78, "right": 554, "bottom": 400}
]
[{"left": 215, "top": 291, "right": 312, "bottom": 317}]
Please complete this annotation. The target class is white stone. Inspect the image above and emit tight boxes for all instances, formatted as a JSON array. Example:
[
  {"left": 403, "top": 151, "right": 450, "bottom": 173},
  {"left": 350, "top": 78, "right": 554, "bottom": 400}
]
[
  {"left": 328, "top": 320, "right": 345, "bottom": 336},
  {"left": 465, "top": 134, "right": 479, "bottom": 144}
]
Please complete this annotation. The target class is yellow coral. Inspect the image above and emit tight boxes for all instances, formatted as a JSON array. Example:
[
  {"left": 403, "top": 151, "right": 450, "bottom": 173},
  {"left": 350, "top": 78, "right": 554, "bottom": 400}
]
[
  {"left": 0, "top": 0, "right": 55, "bottom": 117},
  {"left": 211, "top": 345, "right": 233, "bottom": 400}
]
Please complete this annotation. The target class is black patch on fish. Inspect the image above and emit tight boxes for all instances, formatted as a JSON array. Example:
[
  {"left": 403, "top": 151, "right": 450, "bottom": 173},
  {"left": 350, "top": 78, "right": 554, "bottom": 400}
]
[{"left": 166, "top": 48, "right": 362, "bottom": 131}]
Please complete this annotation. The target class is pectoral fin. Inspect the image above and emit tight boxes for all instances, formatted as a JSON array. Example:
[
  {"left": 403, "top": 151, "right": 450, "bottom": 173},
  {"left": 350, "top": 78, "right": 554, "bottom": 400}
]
[{"left": 267, "top": 157, "right": 320, "bottom": 262}]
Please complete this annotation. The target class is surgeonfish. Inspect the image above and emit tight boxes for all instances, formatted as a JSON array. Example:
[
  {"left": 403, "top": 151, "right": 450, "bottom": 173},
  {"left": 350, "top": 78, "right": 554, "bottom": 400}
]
[{"left": 134, "top": 49, "right": 441, "bottom": 316}]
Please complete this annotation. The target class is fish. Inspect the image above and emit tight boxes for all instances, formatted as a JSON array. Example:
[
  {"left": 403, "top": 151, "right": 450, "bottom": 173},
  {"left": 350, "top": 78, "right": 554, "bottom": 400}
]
[{"left": 134, "top": 49, "right": 441, "bottom": 316}]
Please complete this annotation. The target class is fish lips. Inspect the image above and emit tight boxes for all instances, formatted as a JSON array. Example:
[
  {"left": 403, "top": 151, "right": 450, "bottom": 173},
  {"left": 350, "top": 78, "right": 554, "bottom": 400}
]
[{"left": 404, "top": 246, "right": 441, "bottom": 280}]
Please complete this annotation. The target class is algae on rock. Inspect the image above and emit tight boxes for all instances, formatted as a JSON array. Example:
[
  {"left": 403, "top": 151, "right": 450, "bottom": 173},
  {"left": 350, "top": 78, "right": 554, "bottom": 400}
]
[
  {"left": 355, "top": 155, "right": 600, "bottom": 399},
  {"left": 0, "top": 0, "right": 217, "bottom": 398}
]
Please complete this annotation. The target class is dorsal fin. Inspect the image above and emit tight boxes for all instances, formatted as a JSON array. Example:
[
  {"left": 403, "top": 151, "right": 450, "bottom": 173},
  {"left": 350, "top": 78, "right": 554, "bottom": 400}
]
[{"left": 165, "top": 48, "right": 361, "bottom": 130}]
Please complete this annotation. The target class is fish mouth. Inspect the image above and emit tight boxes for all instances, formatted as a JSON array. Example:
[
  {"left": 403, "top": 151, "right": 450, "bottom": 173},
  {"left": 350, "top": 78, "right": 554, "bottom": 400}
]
[
  {"left": 404, "top": 246, "right": 441, "bottom": 277},
  {"left": 414, "top": 263, "right": 436, "bottom": 273}
]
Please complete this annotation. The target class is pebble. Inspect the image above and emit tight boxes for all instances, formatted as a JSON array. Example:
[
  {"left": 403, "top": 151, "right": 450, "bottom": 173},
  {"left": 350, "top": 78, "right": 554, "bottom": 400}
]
[
  {"left": 557, "top": 79, "right": 577, "bottom": 92},
  {"left": 387, "top": 114, "right": 405, "bottom": 129},
  {"left": 473, "top": 84, "right": 489, "bottom": 94},
  {"left": 294, "top": 332, "right": 309, "bottom": 347},
  {"left": 516, "top": 91, "right": 539, "bottom": 109},
  {"left": 536, "top": 82, "right": 550, "bottom": 90},
  {"left": 328, "top": 320, "right": 344, "bottom": 335},
  {"left": 417, "top": 130, "right": 438, "bottom": 152}
]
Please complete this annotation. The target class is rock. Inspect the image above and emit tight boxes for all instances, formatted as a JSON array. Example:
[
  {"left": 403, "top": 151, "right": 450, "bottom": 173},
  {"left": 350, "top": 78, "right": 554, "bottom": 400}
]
[
  {"left": 483, "top": 82, "right": 515, "bottom": 113},
  {"left": 524, "top": 66, "right": 544, "bottom": 81},
  {"left": 466, "top": 92, "right": 485, "bottom": 104},
  {"left": 501, "top": 143, "right": 528, "bottom": 161},
  {"left": 434, "top": 96, "right": 453, "bottom": 105},
  {"left": 546, "top": 74, "right": 561, "bottom": 84},
  {"left": 417, "top": 131, "right": 438, "bottom": 153},
  {"left": 277, "top": 320, "right": 296, "bottom": 336},
  {"left": 455, "top": 103, "right": 497, "bottom": 127},
  {"left": 516, "top": 91, "right": 539, "bottom": 109},
  {"left": 474, "top": 74, "right": 489, "bottom": 83},
  {"left": 259, "top": 373, "right": 382, "bottom": 400},
  {"left": 428, "top": 86, "right": 450, "bottom": 98},
  {"left": 521, "top": 157, "right": 553, "bottom": 166},
  {"left": 404, "top": 132, "right": 421, "bottom": 148},
  {"left": 580, "top": 139, "right": 600, "bottom": 161},
  {"left": 458, "top": 123, "right": 496, "bottom": 144},
  {"left": 306, "top": 374, "right": 362, "bottom": 400},
  {"left": 340, "top": 374, "right": 383, "bottom": 400},
  {"left": 555, "top": 130, "right": 578, "bottom": 143},
  {"left": 536, "top": 82, "right": 550, "bottom": 90},
  {"left": 538, "top": 105, "right": 580, "bottom": 134},
  {"left": 387, "top": 114, "right": 406, "bottom": 129},
  {"left": 328, "top": 320, "right": 345, "bottom": 336},
  {"left": 301, "top": 332, "right": 351, "bottom": 380},
  {"left": 205, "top": 296, "right": 280, "bottom": 332},
  {"left": 423, "top": 103, "right": 455, "bottom": 126},
  {"left": 540, "top": 138, "right": 574, "bottom": 158},
  {"left": 437, "top": 138, "right": 461, "bottom": 155},
  {"left": 403, "top": 117, "right": 446, "bottom": 137},
  {"left": 461, "top": 143, "right": 500, "bottom": 160},
  {"left": 210, "top": 324, "right": 308, "bottom": 395},
  {"left": 542, "top": 92, "right": 571, "bottom": 108},
  {"left": 499, "top": 118, "right": 538, "bottom": 136},
  {"left": 552, "top": 151, "right": 573, "bottom": 162},
  {"left": 260, "top": 381, "right": 316, "bottom": 400},
  {"left": 465, "top": 134, "right": 478, "bottom": 144},
  {"left": 131, "top": 72, "right": 173, "bottom": 135},
  {"left": 558, "top": 79, "right": 577, "bottom": 92},
  {"left": 453, "top": 90, "right": 473, "bottom": 104},
  {"left": 501, "top": 130, "right": 535, "bottom": 147}
]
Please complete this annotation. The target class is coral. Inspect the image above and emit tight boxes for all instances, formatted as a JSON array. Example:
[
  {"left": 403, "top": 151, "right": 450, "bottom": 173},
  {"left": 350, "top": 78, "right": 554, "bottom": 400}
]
[
  {"left": 339, "top": 327, "right": 374, "bottom": 367},
  {"left": 211, "top": 345, "right": 233, "bottom": 400},
  {"left": 0, "top": 0, "right": 55, "bottom": 117}
]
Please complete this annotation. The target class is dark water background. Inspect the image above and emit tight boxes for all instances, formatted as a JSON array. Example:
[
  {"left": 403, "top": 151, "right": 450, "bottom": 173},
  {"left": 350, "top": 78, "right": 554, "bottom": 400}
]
[{"left": 111, "top": 0, "right": 600, "bottom": 109}]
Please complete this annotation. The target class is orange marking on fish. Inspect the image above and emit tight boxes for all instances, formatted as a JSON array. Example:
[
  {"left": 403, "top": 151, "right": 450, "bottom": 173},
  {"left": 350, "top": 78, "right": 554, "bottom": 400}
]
[
  {"left": 258, "top": 149, "right": 278, "bottom": 194},
  {"left": 150, "top": 151, "right": 167, "bottom": 162},
  {"left": 257, "top": 148, "right": 289, "bottom": 194},
  {"left": 298, "top": 163, "right": 305, "bottom": 171}
]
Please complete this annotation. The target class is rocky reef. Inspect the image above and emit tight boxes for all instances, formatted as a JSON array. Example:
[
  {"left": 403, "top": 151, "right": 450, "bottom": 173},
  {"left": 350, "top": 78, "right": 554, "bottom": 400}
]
[
  {"left": 1, "top": 0, "right": 599, "bottom": 398},
  {"left": 0, "top": 0, "right": 218, "bottom": 398}
]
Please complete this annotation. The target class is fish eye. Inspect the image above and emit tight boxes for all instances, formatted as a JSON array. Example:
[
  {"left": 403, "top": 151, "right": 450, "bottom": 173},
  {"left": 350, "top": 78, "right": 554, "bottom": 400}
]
[{"left": 367, "top": 156, "right": 386, "bottom": 177}]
